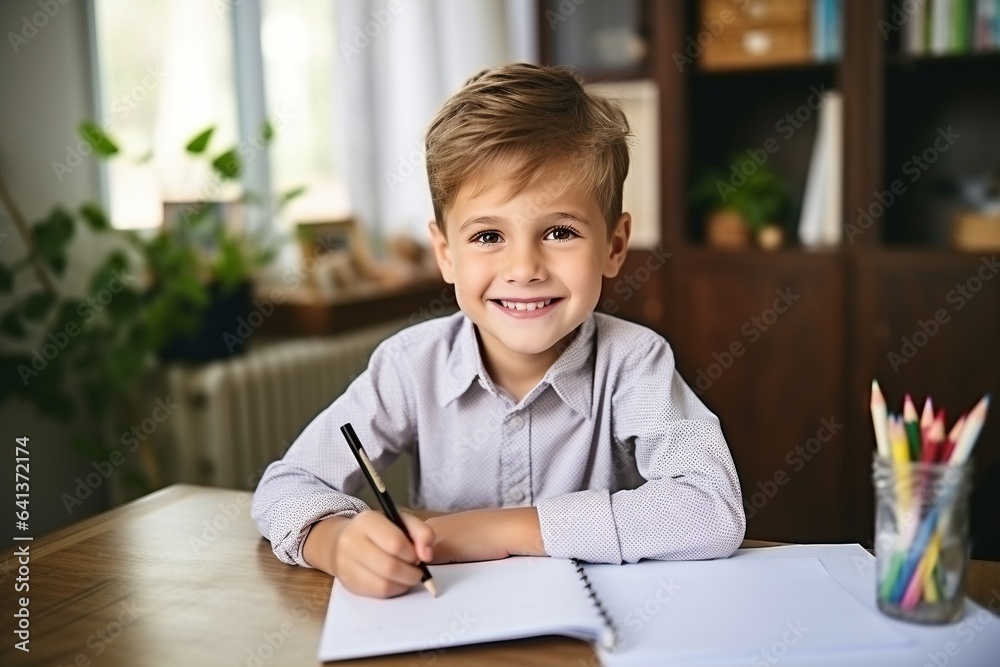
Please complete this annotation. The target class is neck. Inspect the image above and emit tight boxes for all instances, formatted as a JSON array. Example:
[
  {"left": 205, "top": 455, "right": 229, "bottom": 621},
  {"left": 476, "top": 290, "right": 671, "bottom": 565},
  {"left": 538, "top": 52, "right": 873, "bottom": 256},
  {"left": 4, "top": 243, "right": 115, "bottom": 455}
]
[{"left": 476, "top": 327, "right": 579, "bottom": 400}]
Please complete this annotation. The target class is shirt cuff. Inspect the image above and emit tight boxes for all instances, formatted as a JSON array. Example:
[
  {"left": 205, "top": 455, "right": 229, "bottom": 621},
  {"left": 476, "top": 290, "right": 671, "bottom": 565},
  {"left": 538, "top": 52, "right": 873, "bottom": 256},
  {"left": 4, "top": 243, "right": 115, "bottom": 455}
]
[
  {"left": 536, "top": 490, "right": 623, "bottom": 564},
  {"left": 276, "top": 494, "right": 371, "bottom": 567}
]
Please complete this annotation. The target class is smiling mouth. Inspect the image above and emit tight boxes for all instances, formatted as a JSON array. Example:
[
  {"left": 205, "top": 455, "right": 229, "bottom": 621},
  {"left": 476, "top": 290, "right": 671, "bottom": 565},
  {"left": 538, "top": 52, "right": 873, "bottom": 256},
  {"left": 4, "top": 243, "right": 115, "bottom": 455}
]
[{"left": 491, "top": 298, "right": 562, "bottom": 312}]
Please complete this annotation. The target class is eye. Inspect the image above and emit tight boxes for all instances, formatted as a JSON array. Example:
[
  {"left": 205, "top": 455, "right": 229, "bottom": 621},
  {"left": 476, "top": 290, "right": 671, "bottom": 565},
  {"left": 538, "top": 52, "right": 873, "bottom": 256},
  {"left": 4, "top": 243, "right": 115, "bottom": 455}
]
[
  {"left": 545, "top": 226, "right": 580, "bottom": 242},
  {"left": 471, "top": 230, "right": 503, "bottom": 246}
]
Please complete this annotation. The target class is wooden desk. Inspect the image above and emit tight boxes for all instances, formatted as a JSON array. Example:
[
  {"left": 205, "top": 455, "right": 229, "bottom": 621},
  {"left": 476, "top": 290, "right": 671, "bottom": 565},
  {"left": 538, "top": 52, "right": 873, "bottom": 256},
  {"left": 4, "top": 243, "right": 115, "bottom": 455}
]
[{"left": 2, "top": 485, "right": 998, "bottom": 667}]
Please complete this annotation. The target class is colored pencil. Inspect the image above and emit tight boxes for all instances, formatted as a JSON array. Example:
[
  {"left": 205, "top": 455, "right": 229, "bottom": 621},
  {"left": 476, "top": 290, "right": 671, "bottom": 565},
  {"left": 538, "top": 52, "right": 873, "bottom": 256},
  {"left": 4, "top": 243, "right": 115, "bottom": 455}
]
[
  {"left": 940, "top": 414, "right": 966, "bottom": 463},
  {"left": 948, "top": 395, "right": 991, "bottom": 465},
  {"left": 920, "top": 396, "right": 935, "bottom": 436},
  {"left": 889, "top": 417, "right": 912, "bottom": 512},
  {"left": 921, "top": 414, "right": 945, "bottom": 466},
  {"left": 903, "top": 395, "right": 923, "bottom": 461},
  {"left": 870, "top": 380, "right": 891, "bottom": 461}
]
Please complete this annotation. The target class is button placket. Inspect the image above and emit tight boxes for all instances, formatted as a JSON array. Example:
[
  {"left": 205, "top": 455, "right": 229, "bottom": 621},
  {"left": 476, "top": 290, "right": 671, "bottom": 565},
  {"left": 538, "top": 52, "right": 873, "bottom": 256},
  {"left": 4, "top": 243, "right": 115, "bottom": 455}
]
[{"left": 501, "top": 410, "right": 531, "bottom": 506}]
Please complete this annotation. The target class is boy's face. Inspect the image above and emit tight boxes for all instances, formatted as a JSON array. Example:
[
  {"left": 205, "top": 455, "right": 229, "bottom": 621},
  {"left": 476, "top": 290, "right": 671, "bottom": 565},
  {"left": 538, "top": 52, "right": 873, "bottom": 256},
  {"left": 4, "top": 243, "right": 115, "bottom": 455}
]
[{"left": 428, "top": 162, "right": 631, "bottom": 375}]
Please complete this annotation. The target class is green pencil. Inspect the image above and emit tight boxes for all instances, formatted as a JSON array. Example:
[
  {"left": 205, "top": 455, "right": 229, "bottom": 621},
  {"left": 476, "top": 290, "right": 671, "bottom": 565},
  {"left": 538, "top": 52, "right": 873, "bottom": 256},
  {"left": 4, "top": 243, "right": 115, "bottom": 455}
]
[{"left": 902, "top": 394, "right": 922, "bottom": 461}]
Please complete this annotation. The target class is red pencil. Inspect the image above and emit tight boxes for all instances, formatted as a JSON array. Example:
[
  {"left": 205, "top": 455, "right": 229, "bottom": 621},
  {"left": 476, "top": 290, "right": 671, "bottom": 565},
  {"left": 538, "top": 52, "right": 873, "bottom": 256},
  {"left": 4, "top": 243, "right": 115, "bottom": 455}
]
[
  {"left": 941, "top": 414, "right": 966, "bottom": 463},
  {"left": 921, "top": 413, "right": 945, "bottom": 464}
]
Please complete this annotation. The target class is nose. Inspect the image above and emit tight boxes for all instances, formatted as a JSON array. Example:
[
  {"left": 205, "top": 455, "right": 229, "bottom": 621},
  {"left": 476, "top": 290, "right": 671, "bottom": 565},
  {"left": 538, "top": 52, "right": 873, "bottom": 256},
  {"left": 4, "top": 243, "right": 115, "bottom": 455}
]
[{"left": 503, "top": 239, "right": 547, "bottom": 285}]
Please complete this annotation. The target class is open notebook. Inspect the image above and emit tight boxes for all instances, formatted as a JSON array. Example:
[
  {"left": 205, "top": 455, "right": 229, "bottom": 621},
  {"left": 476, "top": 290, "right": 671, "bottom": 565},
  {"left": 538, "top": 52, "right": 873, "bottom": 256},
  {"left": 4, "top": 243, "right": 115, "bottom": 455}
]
[{"left": 319, "top": 548, "right": 915, "bottom": 664}]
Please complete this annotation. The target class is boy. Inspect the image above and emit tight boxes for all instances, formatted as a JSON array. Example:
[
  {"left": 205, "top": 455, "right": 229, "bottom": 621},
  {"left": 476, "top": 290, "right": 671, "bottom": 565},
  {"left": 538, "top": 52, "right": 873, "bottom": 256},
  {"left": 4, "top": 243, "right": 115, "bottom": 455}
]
[{"left": 252, "top": 63, "right": 745, "bottom": 598}]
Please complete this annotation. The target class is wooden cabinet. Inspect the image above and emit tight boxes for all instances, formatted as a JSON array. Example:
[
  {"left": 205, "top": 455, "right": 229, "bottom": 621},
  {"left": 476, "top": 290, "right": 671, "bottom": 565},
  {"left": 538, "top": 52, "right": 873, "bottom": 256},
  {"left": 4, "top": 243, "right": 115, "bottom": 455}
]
[
  {"left": 671, "top": 250, "right": 849, "bottom": 542},
  {"left": 847, "top": 251, "right": 1000, "bottom": 556},
  {"left": 548, "top": 0, "right": 1000, "bottom": 558}
]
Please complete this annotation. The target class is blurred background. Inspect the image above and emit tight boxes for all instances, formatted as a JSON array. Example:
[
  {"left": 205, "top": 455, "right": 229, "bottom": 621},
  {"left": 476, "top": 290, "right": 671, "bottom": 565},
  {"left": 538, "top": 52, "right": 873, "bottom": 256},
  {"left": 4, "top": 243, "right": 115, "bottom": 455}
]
[{"left": 1, "top": 0, "right": 998, "bottom": 560}]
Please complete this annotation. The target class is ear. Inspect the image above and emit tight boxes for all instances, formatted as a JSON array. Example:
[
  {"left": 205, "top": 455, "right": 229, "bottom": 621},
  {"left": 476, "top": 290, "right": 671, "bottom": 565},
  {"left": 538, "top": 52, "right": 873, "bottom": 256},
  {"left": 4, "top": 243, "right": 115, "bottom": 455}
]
[
  {"left": 427, "top": 220, "right": 456, "bottom": 284},
  {"left": 602, "top": 212, "right": 632, "bottom": 279}
]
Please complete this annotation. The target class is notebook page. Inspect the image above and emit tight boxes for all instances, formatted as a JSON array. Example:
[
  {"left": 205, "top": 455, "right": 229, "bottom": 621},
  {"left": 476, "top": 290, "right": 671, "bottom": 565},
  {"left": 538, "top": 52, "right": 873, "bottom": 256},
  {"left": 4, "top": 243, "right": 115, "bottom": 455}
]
[
  {"left": 584, "top": 556, "right": 912, "bottom": 666},
  {"left": 319, "top": 556, "right": 605, "bottom": 662}
]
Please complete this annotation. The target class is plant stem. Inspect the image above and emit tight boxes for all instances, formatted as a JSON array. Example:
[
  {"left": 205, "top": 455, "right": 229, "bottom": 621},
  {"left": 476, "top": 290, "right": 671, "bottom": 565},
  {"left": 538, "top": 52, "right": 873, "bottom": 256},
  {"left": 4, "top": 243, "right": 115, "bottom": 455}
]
[{"left": 0, "top": 167, "right": 58, "bottom": 293}]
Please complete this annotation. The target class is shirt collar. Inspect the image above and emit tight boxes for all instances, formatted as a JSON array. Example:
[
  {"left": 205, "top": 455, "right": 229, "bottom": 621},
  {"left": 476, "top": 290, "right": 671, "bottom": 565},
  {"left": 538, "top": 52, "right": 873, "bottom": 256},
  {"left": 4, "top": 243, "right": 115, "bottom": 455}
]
[{"left": 439, "top": 313, "right": 596, "bottom": 419}]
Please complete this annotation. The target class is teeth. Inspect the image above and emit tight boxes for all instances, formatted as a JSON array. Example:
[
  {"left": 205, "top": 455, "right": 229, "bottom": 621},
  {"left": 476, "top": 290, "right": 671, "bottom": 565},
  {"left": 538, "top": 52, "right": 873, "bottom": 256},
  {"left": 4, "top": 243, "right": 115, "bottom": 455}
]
[{"left": 500, "top": 299, "right": 552, "bottom": 311}]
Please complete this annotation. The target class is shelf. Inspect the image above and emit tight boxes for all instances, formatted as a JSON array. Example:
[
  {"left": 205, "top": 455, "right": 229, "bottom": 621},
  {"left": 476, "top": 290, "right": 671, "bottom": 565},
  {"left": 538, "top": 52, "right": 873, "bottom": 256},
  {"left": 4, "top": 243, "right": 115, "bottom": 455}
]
[
  {"left": 692, "top": 60, "right": 838, "bottom": 78},
  {"left": 256, "top": 276, "right": 453, "bottom": 337},
  {"left": 887, "top": 51, "right": 1000, "bottom": 70}
]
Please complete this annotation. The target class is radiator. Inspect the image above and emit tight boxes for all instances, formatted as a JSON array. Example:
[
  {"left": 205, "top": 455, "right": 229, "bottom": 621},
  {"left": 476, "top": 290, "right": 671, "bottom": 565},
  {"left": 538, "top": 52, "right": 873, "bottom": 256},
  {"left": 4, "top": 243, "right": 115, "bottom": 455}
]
[{"left": 160, "top": 318, "right": 412, "bottom": 491}]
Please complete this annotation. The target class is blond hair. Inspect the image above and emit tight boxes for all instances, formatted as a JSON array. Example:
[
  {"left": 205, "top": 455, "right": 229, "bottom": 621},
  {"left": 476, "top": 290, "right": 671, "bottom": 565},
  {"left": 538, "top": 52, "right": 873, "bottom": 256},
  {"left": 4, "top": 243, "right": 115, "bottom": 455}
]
[{"left": 425, "top": 63, "right": 631, "bottom": 237}]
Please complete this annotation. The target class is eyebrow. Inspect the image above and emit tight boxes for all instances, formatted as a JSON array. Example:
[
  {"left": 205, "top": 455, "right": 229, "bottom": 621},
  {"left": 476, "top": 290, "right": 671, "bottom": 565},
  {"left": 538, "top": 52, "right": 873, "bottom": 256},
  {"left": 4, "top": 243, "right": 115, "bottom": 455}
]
[{"left": 457, "top": 211, "right": 592, "bottom": 235}]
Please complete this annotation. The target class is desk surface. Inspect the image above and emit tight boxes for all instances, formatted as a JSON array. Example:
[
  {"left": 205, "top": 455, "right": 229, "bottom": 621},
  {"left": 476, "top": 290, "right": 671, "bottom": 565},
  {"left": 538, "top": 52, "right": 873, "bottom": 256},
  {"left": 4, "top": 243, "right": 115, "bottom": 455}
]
[{"left": 2, "top": 484, "right": 998, "bottom": 667}]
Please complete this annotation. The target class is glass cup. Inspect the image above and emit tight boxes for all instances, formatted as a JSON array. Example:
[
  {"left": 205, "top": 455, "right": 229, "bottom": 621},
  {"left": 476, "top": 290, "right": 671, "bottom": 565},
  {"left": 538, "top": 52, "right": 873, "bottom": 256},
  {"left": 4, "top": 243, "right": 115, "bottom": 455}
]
[{"left": 872, "top": 454, "right": 973, "bottom": 624}]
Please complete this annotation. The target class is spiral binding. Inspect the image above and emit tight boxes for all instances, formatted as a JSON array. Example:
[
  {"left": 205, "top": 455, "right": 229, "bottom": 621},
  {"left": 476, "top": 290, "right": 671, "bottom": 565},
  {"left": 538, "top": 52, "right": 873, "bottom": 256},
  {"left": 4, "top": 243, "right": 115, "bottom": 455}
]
[{"left": 571, "top": 558, "right": 619, "bottom": 651}]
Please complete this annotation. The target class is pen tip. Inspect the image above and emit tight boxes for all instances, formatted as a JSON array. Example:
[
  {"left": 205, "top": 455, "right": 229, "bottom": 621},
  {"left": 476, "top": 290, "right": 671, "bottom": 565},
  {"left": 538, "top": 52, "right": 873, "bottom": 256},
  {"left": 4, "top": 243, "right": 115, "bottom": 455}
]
[{"left": 424, "top": 579, "right": 438, "bottom": 598}]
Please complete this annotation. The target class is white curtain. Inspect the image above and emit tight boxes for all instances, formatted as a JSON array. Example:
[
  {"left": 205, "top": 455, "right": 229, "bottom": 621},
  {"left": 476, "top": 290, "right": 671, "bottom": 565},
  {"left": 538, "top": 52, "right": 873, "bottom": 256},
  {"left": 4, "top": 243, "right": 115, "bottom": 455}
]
[{"left": 335, "top": 0, "right": 537, "bottom": 252}]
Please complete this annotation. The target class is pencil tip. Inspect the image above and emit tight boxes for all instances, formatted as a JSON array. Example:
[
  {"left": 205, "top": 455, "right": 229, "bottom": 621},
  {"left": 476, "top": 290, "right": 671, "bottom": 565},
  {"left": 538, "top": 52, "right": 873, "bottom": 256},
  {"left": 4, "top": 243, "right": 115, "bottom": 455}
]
[{"left": 424, "top": 579, "right": 438, "bottom": 598}]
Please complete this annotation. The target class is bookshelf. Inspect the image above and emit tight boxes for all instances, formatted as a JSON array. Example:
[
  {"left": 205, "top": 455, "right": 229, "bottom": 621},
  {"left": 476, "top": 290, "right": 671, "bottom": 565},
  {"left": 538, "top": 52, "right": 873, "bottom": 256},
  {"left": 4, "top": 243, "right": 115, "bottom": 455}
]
[{"left": 540, "top": 0, "right": 1000, "bottom": 559}]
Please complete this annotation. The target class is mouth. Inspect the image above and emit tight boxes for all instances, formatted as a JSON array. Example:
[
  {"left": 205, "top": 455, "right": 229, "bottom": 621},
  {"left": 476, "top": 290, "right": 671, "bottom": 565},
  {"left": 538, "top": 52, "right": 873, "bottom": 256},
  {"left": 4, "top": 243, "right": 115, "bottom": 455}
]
[{"left": 489, "top": 298, "right": 563, "bottom": 317}]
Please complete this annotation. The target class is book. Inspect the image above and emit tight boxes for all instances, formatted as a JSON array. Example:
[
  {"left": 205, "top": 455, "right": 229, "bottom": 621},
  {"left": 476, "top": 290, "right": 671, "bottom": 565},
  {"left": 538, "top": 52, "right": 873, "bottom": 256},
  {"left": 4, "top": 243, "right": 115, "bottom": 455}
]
[
  {"left": 798, "top": 90, "right": 842, "bottom": 248},
  {"left": 318, "top": 547, "right": 915, "bottom": 663}
]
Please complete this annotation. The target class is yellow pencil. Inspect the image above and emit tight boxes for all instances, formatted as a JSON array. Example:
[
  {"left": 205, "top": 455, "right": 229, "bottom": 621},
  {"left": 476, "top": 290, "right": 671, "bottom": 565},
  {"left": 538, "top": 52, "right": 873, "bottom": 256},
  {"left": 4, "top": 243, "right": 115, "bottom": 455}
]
[{"left": 889, "top": 416, "right": 911, "bottom": 511}]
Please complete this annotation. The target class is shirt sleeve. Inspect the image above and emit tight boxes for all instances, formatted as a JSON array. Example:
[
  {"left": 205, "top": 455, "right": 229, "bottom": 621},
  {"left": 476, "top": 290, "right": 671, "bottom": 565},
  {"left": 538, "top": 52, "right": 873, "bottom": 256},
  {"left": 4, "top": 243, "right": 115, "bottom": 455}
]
[
  {"left": 535, "top": 335, "right": 746, "bottom": 564},
  {"left": 251, "top": 336, "right": 416, "bottom": 566}
]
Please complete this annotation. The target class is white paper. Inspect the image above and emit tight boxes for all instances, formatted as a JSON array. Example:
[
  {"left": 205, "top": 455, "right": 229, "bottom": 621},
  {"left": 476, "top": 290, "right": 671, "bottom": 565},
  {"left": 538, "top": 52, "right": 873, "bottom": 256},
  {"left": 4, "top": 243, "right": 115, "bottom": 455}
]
[
  {"left": 319, "top": 556, "right": 604, "bottom": 662},
  {"left": 588, "top": 556, "right": 912, "bottom": 666}
]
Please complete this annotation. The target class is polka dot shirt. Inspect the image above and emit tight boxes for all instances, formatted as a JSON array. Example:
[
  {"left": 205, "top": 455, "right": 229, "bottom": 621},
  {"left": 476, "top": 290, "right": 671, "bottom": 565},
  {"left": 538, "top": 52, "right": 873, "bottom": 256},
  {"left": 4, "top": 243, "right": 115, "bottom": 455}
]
[{"left": 251, "top": 311, "right": 746, "bottom": 566}]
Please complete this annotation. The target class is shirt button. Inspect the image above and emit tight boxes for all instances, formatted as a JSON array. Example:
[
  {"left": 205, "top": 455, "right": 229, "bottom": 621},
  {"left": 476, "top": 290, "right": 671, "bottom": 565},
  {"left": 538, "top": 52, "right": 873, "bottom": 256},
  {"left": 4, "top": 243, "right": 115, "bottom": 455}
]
[
  {"left": 508, "top": 487, "right": 525, "bottom": 502},
  {"left": 508, "top": 414, "right": 524, "bottom": 430}
]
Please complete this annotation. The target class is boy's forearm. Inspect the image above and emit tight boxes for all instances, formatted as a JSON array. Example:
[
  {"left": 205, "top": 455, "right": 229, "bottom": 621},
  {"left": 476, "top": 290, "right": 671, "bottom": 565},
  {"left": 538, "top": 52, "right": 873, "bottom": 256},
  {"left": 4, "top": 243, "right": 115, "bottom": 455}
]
[
  {"left": 302, "top": 515, "right": 350, "bottom": 574},
  {"left": 504, "top": 507, "right": 547, "bottom": 557}
]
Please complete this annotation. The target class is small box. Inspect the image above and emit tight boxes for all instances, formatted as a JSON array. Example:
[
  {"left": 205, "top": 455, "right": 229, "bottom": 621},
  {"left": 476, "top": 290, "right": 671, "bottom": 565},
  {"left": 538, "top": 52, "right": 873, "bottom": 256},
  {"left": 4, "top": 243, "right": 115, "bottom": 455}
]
[
  {"left": 699, "top": 0, "right": 812, "bottom": 71},
  {"left": 951, "top": 211, "right": 1000, "bottom": 252}
]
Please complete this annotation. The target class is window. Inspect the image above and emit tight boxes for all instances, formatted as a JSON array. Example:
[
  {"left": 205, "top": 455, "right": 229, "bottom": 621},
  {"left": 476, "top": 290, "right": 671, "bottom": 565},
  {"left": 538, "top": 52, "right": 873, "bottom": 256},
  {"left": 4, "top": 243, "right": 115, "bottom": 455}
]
[
  {"left": 261, "top": 0, "right": 348, "bottom": 224},
  {"left": 92, "top": 0, "right": 241, "bottom": 229},
  {"left": 91, "top": 0, "right": 346, "bottom": 230}
]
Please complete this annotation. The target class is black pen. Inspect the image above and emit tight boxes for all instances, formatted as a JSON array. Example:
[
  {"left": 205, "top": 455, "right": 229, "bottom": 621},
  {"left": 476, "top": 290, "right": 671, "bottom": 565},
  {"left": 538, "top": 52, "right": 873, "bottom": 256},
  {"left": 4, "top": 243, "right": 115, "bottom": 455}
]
[{"left": 340, "top": 422, "right": 437, "bottom": 597}]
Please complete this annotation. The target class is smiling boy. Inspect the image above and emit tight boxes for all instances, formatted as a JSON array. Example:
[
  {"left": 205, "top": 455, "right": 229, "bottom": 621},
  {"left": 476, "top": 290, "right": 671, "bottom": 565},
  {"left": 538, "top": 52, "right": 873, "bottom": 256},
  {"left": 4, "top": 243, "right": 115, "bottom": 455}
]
[{"left": 252, "top": 63, "right": 745, "bottom": 598}]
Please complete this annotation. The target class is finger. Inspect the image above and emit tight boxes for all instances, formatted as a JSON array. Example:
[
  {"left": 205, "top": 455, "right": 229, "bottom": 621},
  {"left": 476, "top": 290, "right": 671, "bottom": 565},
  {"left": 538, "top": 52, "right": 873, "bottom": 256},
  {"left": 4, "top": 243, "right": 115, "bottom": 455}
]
[
  {"left": 355, "top": 537, "right": 426, "bottom": 587},
  {"left": 366, "top": 515, "right": 420, "bottom": 563},
  {"left": 401, "top": 513, "right": 435, "bottom": 562},
  {"left": 338, "top": 562, "right": 412, "bottom": 599}
]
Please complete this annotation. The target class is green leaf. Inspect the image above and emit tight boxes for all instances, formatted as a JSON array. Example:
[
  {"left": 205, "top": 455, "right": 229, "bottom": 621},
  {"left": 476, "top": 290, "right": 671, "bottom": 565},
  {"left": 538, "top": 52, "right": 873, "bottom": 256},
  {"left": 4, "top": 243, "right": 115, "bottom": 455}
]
[
  {"left": 0, "top": 264, "right": 13, "bottom": 292},
  {"left": 80, "top": 202, "right": 110, "bottom": 231},
  {"left": 1, "top": 311, "right": 26, "bottom": 338},
  {"left": 78, "top": 120, "right": 119, "bottom": 157},
  {"left": 106, "top": 288, "right": 141, "bottom": 324},
  {"left": 211, "top": 149, "right": 241, "bottom": 180},
  {"left": 89, "top": 252, "right": 131, "bottom": 301},
  {"left": 54, "top": 300, "right": 83, "bottom": 331},
  {"left": 82, "top": 380, "right": 112, "bottom": 415},
  {"left": 21, "top": 292, "right": 57, "bottom": 321},
  {"left": 260, "top": 120, "right": 275, "bottom": 143},
  {"left": 0, "top": 355, "right": 33, "bottom": 400},
  {"left": 33, "top": 208, "right": 75, "bottom": 275},
  {"left": 107, "top": 338, "right": 147, "bottom": 391},
  {"left": 277, "top": 185, "right": 307, "bottom": 209},
  {"left": 186, "top": 127, "right": 215, "bottom": 154}
]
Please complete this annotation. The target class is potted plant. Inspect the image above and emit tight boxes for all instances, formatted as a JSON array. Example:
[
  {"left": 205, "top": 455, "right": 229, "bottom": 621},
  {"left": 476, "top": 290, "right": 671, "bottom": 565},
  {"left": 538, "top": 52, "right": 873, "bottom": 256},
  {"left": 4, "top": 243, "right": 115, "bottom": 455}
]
[
  {"left": 689, "top": 159, "right": 792, "bottom": 250},
  {"left": 0, "top": 121, "right": 301, "bottom": 500}
]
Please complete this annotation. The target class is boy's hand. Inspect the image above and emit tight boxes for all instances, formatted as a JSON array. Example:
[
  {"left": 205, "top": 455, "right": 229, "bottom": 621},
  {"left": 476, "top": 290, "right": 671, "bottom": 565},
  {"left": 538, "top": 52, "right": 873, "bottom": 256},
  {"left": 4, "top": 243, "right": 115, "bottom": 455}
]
[
  {"left": 303, "top": 511, "right": 435, "bottom": 598},
  {"left": 425, "top": 507, "right": 546, "bottom": 564}
]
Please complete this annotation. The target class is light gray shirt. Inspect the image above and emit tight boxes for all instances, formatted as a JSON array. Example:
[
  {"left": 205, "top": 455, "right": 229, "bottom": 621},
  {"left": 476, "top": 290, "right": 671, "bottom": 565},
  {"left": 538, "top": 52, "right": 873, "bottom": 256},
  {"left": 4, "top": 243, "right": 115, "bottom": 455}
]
[{"left": 252, "top": 311, "right": 746, "bottom": 566}]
